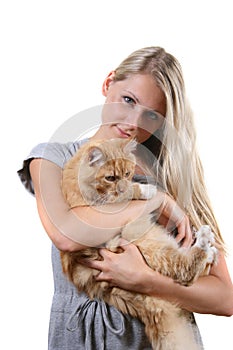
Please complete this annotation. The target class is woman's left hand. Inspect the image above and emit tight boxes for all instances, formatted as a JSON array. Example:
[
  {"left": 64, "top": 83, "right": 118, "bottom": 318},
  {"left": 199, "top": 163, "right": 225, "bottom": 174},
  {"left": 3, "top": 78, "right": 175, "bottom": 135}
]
[
  {"left": 158, "top": 194, "right": 194, "bottom": 248},
  {"left": 81, "top": 238, "right": 154, "bottom": 292}
]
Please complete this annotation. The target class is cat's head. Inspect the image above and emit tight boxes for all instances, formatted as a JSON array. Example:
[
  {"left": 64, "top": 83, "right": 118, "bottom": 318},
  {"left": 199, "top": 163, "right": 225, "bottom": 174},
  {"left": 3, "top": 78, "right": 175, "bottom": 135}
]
[
  {"left": 87, "top": 138, "right": 137, "bottom": 167},
  {"left": 80, "top": 138, "right": 137, "bottom": 203}
]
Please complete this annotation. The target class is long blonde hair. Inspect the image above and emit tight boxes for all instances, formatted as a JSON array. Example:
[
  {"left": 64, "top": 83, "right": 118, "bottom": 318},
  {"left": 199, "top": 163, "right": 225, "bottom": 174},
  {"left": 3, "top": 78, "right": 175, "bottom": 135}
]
[{"left": 114, "top": 46, "right": 225, "bottom": 250}]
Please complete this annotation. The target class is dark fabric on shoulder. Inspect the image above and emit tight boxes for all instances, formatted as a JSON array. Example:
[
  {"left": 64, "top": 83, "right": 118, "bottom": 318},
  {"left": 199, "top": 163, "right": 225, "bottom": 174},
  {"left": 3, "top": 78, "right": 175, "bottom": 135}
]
[{"left": 17, "top": 159, "right": 35, "bottom": 194}]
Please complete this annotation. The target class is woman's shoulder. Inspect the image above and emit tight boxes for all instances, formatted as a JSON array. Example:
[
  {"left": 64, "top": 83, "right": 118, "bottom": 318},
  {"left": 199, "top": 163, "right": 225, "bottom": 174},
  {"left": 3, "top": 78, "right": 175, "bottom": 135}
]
[
  {"left": 17, "top": 139, "right": 88, "bottom": 194},
  {"left": 27, "top": 139, "right": 88, "bottom": 166}
]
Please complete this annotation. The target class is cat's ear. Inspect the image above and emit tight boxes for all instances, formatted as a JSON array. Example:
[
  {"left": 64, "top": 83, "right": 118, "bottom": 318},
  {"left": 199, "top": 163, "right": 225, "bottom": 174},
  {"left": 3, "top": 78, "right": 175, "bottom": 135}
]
[
  {"left": 123, "top": 139, "right": 138, "bottom": 155},
  {"left": 88, "top": 147, "right": 106, "bottom": 167}
]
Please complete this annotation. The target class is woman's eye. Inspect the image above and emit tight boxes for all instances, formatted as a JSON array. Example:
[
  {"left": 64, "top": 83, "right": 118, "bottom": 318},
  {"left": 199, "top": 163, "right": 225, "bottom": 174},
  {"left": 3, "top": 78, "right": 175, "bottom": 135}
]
[
  {"left": 105, "top": 176, "right": 116, "bottom": 182},
  {"left": 123, "top": 96, "right": 135, "bottom": 105},
  {"left": 144, "top": 110, "right": 159, "bottom": 120}
]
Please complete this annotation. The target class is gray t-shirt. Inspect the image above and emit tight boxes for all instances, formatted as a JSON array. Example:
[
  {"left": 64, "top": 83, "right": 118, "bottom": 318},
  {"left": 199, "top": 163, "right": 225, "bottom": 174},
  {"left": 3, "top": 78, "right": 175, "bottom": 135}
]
[{"left": 18, "top": 140, "right": 203, "bottom": 350}]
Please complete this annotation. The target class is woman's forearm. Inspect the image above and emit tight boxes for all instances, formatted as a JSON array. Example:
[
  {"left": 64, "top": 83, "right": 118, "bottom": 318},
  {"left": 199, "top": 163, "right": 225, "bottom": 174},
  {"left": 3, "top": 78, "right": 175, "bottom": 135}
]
[
  {"left": 147, "top": 272, "right": 232, "bottom": 315},
  {"left": 145, "top": 253, "right": 233, "bottom": 316},
  {"left": 30, "top": 158, "right": 165, "bottom": 251},
  {"left": 175, "top": 275, "right": 233, "bottom": 316},
  {"left": 59, "top": 198, "right": 161, "bottom": 249}
]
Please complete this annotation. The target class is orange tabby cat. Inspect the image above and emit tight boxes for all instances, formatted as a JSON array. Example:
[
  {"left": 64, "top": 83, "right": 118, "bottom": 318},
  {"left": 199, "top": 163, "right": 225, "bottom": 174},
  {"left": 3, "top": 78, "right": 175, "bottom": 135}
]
[{"left": 61, "top": 138, "right": 217, "bottom": 350}]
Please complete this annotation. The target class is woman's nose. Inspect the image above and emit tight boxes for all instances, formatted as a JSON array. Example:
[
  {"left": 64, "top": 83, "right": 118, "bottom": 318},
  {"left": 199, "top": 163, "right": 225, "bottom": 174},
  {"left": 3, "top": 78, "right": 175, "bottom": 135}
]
[{"left": 124, "top": 109, "right": 142, "bottom": 128}]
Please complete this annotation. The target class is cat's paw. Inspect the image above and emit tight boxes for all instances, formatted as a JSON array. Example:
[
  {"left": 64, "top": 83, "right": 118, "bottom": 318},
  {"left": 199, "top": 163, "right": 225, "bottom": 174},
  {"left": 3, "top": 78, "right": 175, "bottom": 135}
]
[
  {"left": 206, "top": 246, "right": 218, "bottom": 264},
  {"left": 195, "top": 225, "right": 215, "bottom": 248},
  {"left": 195, "top": 225, "right": 218, "bottom": 264},
  {"left": 139, "top": 184, "right": 157, "bottom": 199}
]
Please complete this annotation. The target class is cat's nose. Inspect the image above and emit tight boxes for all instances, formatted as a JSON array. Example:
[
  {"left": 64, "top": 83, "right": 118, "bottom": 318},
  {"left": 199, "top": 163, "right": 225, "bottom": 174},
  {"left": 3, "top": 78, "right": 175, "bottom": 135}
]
[{"left": 116, "top": 180, "right": 128, "bottom": 194}]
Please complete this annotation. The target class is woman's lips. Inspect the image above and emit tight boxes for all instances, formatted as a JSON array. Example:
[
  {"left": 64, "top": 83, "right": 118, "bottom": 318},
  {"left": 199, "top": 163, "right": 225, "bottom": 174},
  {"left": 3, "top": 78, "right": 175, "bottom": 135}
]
[{"left": 115, "top": 125, "right": 131, "bottom": 138}]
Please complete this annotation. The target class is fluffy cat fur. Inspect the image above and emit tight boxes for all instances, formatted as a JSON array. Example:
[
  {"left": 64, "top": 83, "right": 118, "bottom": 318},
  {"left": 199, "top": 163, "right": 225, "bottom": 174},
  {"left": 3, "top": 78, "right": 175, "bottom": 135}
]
[{"left": 61, "top": 138, "right": 218, "bottom": 350}]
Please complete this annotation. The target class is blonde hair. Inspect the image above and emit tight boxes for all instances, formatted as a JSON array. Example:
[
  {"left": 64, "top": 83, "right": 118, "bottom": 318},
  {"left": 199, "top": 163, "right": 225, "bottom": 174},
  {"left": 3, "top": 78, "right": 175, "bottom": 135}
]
[{"left": 114, "top": 47, "right": 225, "bottom": 250}]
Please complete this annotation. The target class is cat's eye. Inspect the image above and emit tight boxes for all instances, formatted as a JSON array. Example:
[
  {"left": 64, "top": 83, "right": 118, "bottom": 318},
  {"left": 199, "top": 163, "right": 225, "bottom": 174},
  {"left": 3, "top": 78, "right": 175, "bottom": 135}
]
[
  {"left": 105, "top": 175, "right": 116, "bottom": 182},
  {"left": 125, "top": 171, "right": 130, "bottom": 177}
]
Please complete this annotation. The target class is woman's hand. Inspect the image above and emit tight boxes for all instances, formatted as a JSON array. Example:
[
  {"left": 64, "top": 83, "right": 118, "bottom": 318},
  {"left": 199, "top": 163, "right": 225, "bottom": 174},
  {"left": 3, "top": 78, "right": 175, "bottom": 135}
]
[
  {"left": 82, "top": 238, "right": 154, "bottom": 293},
  {"left": 157, "top": 193, "right": 193, "bottom": 248},
  {"left": 80, "top": 193, "right": 194, "bottom": 292}
]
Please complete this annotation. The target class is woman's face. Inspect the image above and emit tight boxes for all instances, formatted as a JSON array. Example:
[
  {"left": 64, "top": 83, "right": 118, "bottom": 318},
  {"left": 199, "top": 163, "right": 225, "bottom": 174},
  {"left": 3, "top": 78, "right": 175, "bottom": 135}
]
[{"left": 100, "top": 72, "right": 166, "bottom": 143}]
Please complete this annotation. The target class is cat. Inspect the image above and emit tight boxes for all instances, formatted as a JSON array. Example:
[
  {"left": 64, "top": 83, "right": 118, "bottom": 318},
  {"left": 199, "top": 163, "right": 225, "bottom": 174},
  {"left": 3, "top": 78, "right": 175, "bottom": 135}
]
[{"left": 60, "top": 138, "right": 218, "bottom": 350}]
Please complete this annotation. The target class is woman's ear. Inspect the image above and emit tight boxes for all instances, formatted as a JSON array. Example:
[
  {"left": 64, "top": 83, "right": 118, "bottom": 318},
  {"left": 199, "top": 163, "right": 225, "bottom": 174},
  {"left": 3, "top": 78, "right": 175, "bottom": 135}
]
[{"left": 102, "top": 70, "right": 116, "bottom": 96}]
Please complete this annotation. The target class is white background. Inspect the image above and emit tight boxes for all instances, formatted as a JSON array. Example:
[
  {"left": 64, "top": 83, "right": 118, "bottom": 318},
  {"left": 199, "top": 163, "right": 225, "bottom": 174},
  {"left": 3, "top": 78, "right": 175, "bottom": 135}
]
[{"left": 1, "top": 0, "right": 232, "bottom": 349}]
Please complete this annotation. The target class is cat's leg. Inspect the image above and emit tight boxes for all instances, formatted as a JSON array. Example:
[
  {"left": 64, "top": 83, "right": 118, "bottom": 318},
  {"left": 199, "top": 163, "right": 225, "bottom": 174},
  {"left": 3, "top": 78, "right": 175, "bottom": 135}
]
[
  {"left": 138, "top": 225, "right": 218, "bottom": 286},
  {"left": 170, "top": 225, "right": 218, "bottom": 285}
]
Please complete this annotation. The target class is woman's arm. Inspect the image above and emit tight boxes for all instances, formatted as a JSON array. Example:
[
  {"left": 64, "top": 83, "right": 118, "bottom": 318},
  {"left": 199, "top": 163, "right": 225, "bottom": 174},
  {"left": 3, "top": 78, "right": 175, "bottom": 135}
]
[
  {"left": 162, "top": 252, "right": 233, "bottom": 316},
  {"left": 87, "top": 241, "right": 233, "bottom": 316},
  {"left": 30, "top": 158, "right": 180, "bottom": 251}
]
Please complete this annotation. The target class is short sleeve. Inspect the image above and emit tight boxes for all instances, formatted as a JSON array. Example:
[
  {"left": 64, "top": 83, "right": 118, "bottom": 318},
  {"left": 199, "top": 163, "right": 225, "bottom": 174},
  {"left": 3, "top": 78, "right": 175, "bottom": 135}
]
[{"left": 17, "top": 140, "right": 86, "bottom": 195}]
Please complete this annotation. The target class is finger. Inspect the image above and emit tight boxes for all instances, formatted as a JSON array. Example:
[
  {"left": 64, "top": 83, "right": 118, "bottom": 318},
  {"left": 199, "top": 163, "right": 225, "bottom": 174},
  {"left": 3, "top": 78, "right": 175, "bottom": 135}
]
[
  {"left": 118, "top": 238, "right": 131, "bottom": 249},
  {"left": 98, "top": 247, "right": 110, "bottom": 257},
  {"left": 178, "top": 225, "right": 193, "bottom": 248},
  {"left": 78, "top": 257, "right": 103, "bottom": 270},
  {"left": 94, "top": 271, "right": 105, "bottom": 281},
  {"left": 118, "top": 239, "right": 140, "bottom": 254},
  {"left": 174, "top": 217, "right": 191, "bottom": 243},
  {"left": 81, "top": 247, "right": 120, "bottom": 269},
  {"left": 175, "top": 222, "right": 186, "bottom": 243}
]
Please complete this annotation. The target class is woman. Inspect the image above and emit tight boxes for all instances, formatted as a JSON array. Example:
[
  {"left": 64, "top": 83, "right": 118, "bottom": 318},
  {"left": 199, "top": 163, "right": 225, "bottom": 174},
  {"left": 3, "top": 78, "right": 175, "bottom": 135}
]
[{"left": 18, "top": 47, "right": 233, "bottom": 349}]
